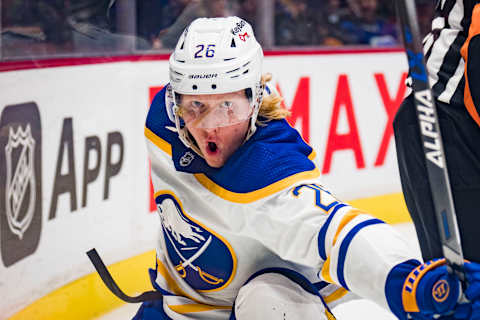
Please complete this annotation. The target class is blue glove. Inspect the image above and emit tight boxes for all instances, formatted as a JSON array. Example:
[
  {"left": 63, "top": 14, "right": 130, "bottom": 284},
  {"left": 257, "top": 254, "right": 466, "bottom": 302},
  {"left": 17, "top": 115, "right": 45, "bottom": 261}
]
[
  {"left": 461, "top": 262, "right": 480, "bottom": 320},
  {"left": 402, "top": 259, "right": 459, "bottom": 318},
  {"left": 402, "top": 259, "right": 480, "bottom": 320}
]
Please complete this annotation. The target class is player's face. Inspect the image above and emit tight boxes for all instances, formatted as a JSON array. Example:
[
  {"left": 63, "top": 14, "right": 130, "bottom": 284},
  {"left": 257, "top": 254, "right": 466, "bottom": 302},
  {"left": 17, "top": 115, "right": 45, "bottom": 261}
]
[{"left": 181, "top": 91, "right": 252, "bottom": 168}]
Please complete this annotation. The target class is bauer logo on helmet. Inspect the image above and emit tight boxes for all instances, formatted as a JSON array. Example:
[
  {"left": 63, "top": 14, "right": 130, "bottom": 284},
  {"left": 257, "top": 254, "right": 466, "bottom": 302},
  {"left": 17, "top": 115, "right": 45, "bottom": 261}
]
[{"left": 188, "top": 73, "right": 218, "bottom": 79}]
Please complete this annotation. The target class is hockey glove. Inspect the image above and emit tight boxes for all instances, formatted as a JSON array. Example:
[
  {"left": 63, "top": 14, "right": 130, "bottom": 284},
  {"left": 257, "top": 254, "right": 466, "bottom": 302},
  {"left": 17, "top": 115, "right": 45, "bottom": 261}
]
[{"left": 402, "top": 259, "right": 480, "bottom": 320}]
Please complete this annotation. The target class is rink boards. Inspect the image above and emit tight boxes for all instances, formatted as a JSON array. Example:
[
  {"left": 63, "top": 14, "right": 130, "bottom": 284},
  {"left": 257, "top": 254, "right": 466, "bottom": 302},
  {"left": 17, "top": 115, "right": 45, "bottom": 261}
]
[{"left": 0, "top": 49, "right": 411, "bottom": 319}]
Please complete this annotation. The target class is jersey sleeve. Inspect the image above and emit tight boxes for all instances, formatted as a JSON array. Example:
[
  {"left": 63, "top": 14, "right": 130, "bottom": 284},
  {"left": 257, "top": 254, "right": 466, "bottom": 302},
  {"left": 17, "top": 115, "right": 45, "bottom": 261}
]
[
  {"left": 256, "top": 182, "right": 420, "bottom": 311},
  {"left": 317, "top": 200, "right": 419, "bottom": 309}
]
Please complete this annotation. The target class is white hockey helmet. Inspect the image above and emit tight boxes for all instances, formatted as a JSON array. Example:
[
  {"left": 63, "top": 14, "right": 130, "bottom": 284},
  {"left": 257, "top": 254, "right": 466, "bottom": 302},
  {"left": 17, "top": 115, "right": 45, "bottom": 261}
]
[{"left": 166, "top": 16, "right": 264, "bottom": 151}]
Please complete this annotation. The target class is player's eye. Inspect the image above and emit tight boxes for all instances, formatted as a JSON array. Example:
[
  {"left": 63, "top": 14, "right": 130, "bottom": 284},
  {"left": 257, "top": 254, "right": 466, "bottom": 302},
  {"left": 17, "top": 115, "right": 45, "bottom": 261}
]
[
  {"left": 220, "top": 101, "right": 233, "bottom": 108},
  {"left": 191, "top": 101, "right": 204, "bottom": 109}
]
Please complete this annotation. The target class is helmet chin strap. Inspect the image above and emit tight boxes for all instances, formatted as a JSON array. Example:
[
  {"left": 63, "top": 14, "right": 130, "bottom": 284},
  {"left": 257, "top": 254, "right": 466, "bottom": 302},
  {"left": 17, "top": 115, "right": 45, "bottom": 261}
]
[
  {"left": 245, "top": 81, "right": 264, "bottom": 141},
  {"left": 174, "top": 109, "right": 205, "bottom": 158},
  {"left": 185, "top": 130, "right": 204, "bottom": 158}
]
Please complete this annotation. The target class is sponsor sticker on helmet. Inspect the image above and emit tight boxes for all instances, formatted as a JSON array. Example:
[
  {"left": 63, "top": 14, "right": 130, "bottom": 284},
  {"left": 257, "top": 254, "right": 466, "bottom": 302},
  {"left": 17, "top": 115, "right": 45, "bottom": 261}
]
[{"left": 231, "top": 20, "right": 246, "bottom": 35}]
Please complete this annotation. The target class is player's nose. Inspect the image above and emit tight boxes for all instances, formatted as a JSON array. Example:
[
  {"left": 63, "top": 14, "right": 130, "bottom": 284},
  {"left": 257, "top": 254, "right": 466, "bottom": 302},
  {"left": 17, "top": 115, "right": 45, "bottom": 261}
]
[{"left": 203, "top": 127, "right": 218, "bottom": 136}]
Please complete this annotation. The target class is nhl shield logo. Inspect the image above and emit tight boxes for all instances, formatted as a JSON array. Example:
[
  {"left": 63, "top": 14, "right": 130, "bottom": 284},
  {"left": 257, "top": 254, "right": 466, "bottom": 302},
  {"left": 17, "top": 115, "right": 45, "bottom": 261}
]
[
  {"left": 179, "top": 151, "right": 195, "bottom": 167},
  {"left": 5, "top": 125, "right": 36, "bottom": 239},
  {"left": 0, "top": 102, "right": 42, "bottom": 267}
]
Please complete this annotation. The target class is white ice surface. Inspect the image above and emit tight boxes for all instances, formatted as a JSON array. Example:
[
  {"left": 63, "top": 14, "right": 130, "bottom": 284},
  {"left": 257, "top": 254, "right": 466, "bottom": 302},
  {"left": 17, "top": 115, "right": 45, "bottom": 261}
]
[{"left": 97, "top": 223, "right": 421, "bottom": 320}]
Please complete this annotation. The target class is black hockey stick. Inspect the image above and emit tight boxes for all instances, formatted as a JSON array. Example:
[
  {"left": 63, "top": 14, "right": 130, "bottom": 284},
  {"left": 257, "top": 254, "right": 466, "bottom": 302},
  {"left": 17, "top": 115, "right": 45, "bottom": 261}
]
[
  {"left": 87, "top": 248, "right": 163, "bottom": 303},
  {"left": 395, "top": 0, "right": 465, "bottom": 279}
]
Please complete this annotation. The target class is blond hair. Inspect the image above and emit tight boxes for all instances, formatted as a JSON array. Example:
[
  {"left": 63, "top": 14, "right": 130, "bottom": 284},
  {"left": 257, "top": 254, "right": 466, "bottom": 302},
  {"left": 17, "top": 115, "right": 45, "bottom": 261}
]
[{"left": 257, "top": 73, "right": 290, "bottom": 125}]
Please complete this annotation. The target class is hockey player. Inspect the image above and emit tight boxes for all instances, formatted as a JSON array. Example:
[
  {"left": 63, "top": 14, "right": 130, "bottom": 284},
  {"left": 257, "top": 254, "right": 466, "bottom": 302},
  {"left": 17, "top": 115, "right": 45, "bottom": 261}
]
[
  {"left": 394, "top": 1, "right": 480, "bottom": 262},
  {"left": 138, "top": 16, "right": 480, "bottom": 320}
]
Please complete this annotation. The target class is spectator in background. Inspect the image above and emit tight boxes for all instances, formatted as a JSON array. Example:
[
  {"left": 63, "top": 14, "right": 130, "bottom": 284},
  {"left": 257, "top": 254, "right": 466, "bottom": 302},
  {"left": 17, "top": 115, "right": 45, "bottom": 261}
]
[
  {"left": 66, "top": 0, "right": 150, "bottom": 53},
  {"left": 137, "top": 0, "right": 191, "bottom": 49},
  {"left": 66, "top": 0, "right": 114, "bottom": 29},
  {"left": 341, "top": 0, "right": 398, "bottom": 46},
  {"left": 275, "top": 0, "right": 316, "bottom": 46},
  {"left": 416, "top": 0, "right": 435, "bottom": 37},
  {"left": 312, "top": 0, "right": 357, "bottom": 46},
  {"left": 153, "top": 0, "right": 230, "bottom": 49},
  {"left": 1, "top": 0, "right": 150, "bottom": 59},
  {"left": 1, "top": 0, "right": 72, "bottom": 58}
]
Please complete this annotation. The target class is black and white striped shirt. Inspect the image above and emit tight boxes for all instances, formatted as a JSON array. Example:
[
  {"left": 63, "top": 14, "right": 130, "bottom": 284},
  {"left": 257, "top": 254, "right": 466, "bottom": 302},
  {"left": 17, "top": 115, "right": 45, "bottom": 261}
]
[{"left": 422, "top": 0, "right": 479, "bottom": 107}]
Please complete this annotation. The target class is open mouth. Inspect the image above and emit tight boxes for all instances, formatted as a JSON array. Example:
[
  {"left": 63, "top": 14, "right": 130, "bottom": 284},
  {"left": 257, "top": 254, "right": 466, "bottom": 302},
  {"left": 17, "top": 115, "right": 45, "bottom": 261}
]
[{"left": 207, "top": 141, "right": 218, "bottom": 154}]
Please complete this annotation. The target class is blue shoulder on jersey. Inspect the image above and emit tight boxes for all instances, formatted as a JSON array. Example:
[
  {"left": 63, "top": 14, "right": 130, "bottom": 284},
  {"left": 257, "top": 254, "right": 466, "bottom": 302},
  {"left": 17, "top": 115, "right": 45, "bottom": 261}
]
[{"left": 146, "top": 86, "right": 316, "bottom": 193}]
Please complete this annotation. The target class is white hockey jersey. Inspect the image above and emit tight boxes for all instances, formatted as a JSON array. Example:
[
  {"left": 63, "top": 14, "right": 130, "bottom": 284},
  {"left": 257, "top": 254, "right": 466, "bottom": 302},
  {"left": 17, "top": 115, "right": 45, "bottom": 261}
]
[{"left": 144, "top": 86, "right": 418, "bottom": 319}]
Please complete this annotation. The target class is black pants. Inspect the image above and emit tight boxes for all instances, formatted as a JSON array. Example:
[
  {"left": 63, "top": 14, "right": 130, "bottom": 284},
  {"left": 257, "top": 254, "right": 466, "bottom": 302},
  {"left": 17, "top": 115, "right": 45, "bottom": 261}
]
[{"left": 393, "top": 94, "right": 480, "bottom": 262}]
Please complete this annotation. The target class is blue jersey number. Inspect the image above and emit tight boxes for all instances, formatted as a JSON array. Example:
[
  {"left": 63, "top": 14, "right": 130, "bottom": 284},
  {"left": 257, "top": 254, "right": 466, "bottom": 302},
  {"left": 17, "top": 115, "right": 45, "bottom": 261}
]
[
  {"left": 292, "top": 184, "right": 340, "bottom": 213},
  {"left": 194, "top": 44, "right": 215, "bottom": 58}
]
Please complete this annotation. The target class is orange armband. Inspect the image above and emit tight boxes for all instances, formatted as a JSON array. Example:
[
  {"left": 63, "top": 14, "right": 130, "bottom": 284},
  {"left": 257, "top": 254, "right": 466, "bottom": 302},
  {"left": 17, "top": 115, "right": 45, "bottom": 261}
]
[{"left": 461, "top": 3, "right": 480, "bottom": 127}]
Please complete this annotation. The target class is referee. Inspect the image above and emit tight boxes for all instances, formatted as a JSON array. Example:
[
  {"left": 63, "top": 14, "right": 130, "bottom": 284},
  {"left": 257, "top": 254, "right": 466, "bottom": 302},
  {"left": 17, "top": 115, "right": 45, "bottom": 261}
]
[{"left": 394, "top": 0, "right": 480, "bottom": 261}]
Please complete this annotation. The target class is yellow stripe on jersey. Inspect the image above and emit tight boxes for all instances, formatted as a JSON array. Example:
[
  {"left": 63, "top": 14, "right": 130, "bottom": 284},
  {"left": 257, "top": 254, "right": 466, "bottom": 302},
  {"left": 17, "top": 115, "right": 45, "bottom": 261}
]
[
  {"left": 320, "top": 208, "right": 365, "bottom": 287},
  {"left": 321, "top": 257, "right": 336, "bottom": 285},
  {"left": 145, "top": 127, "right": 172, "bottom": 155},
  {"left": 168, "top": 303, "right": 232, "bottom": 314},
  {"left": 156, "top": 257, "right": 191, "bottom": 298},
  {"left": 326, "top": 308, "right": 337, "bottom": 320},
  {"left": 323, "top": 287, "right": 349, "bottom": 304},
  {"left": 332, "top": 209, "right": 364, "bottom": 245},
  {"left": 194, "top": 167, "right": 320, "bottom": 204}
]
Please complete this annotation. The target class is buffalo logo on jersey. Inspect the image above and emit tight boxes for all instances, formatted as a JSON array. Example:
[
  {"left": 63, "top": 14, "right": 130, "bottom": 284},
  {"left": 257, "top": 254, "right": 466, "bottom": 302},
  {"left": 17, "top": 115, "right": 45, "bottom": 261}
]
[{"left": 155, "top": 193, "right": 235, "bottom": 291}]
